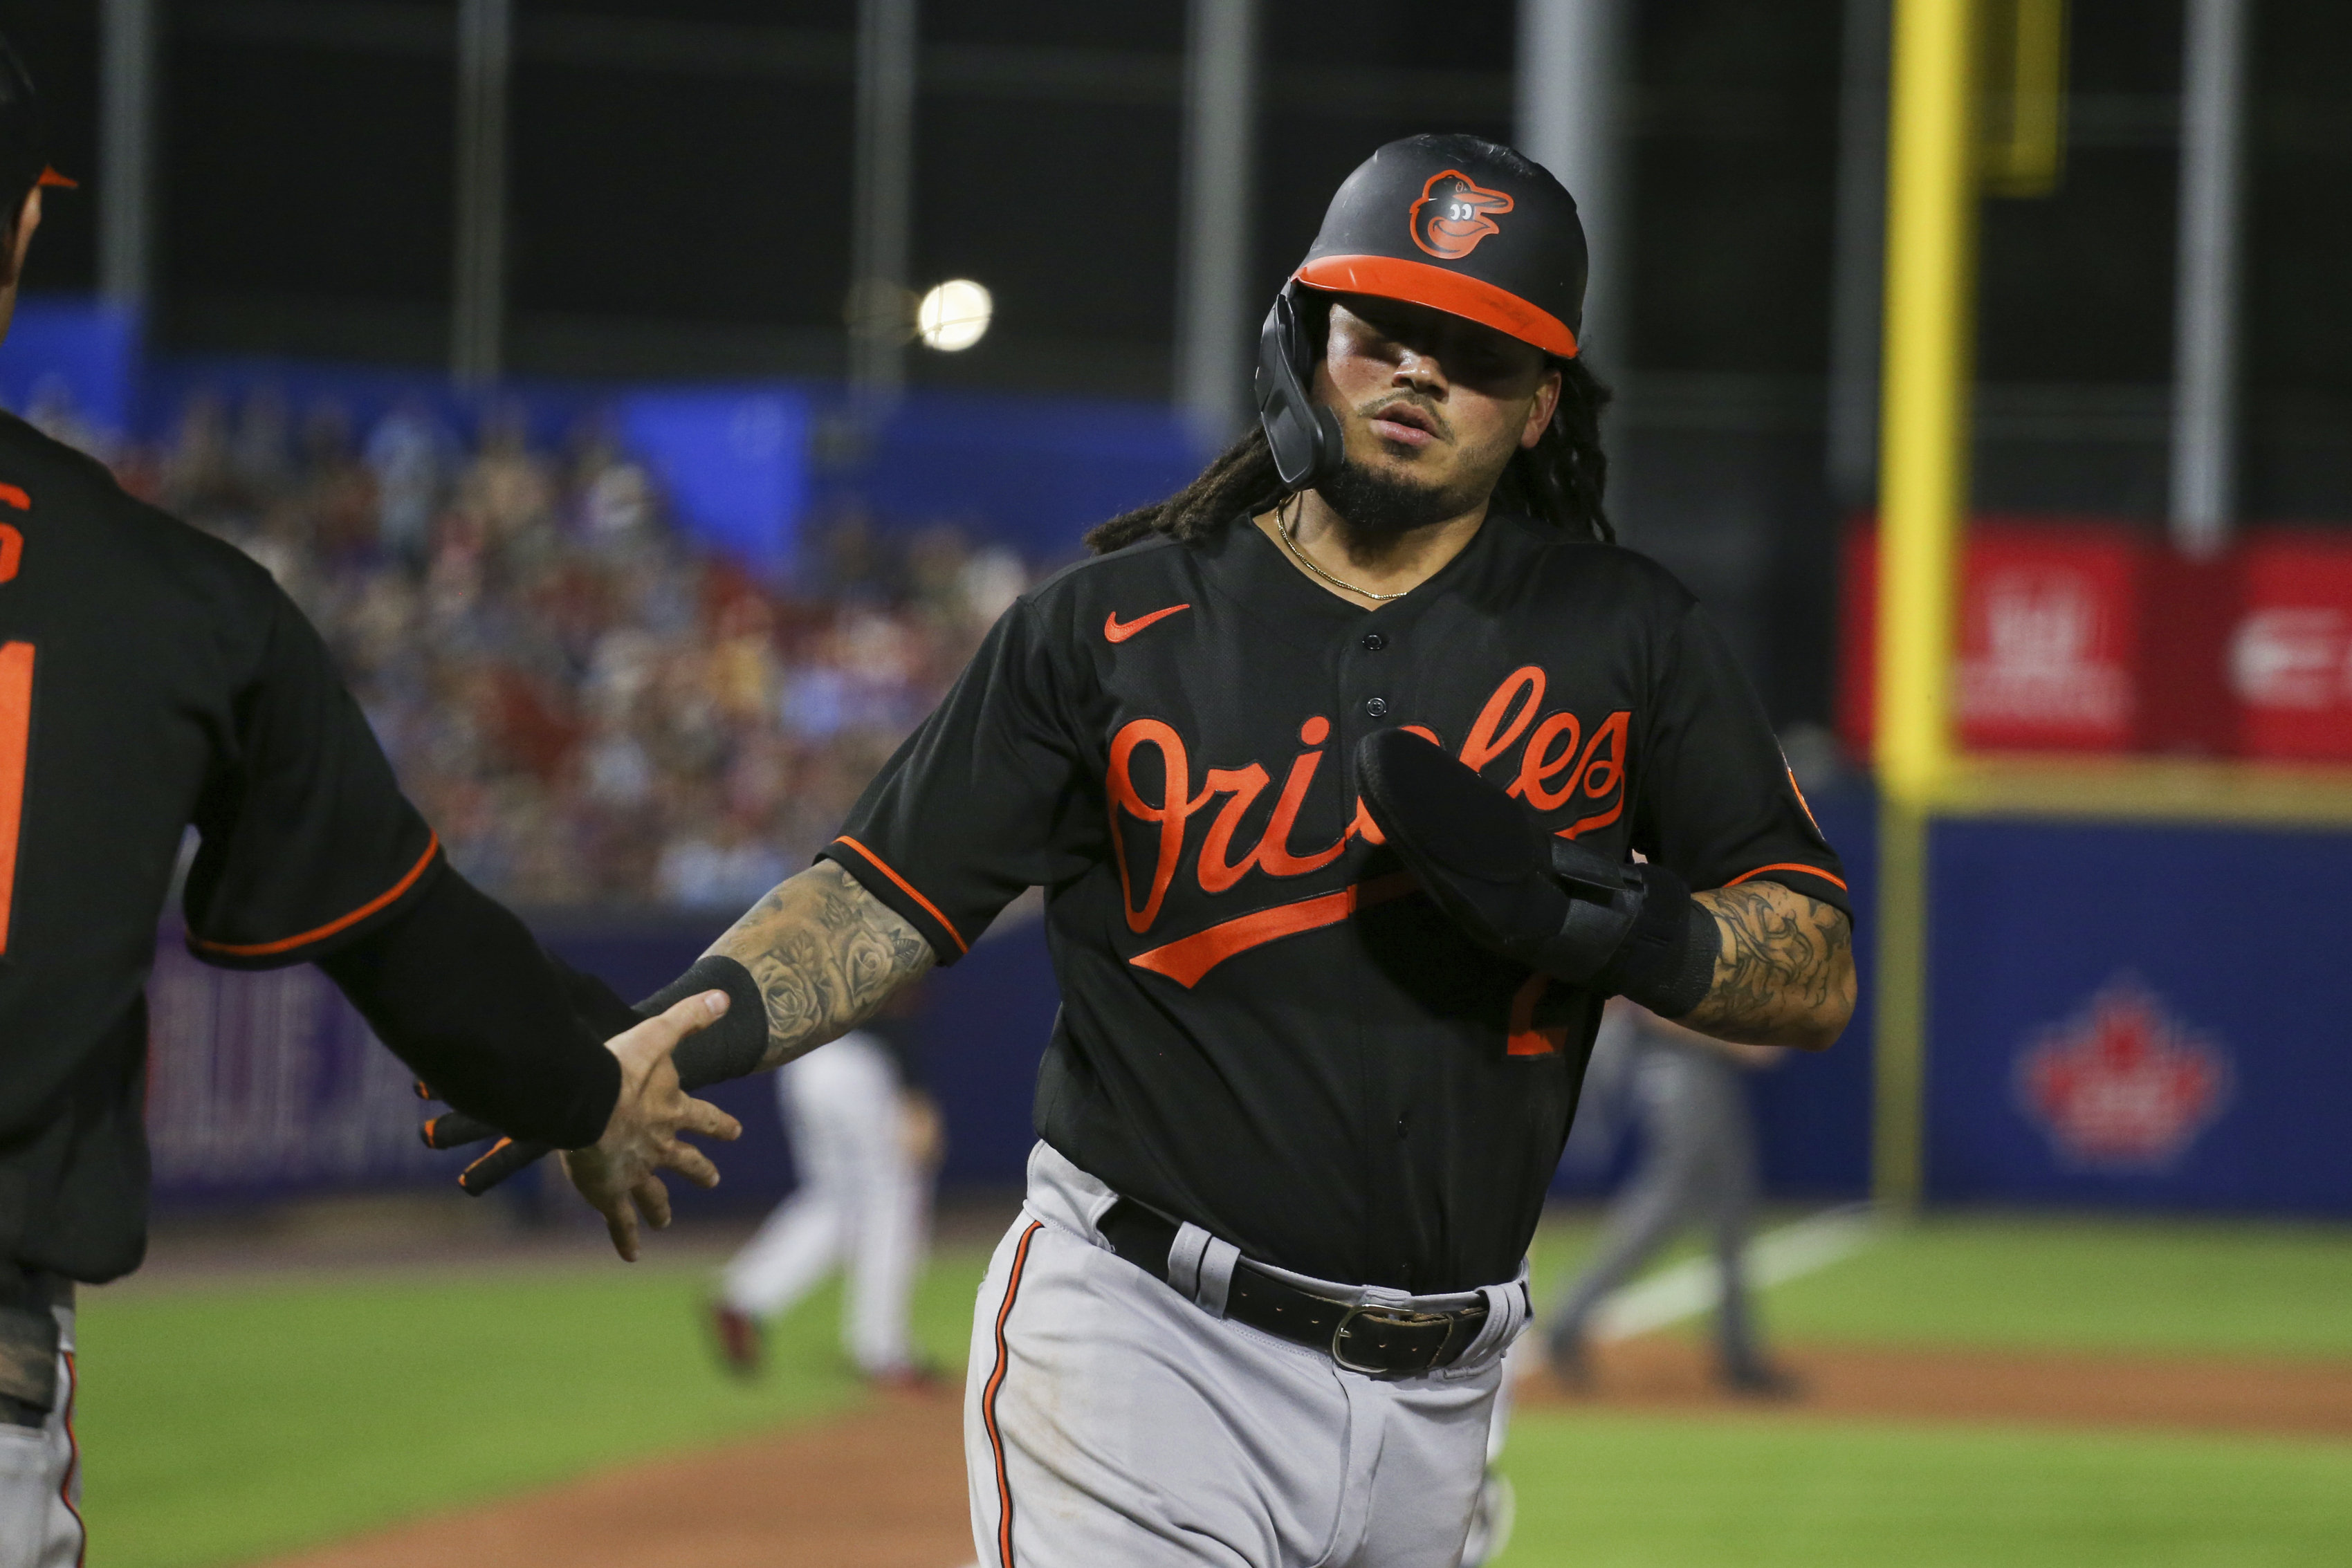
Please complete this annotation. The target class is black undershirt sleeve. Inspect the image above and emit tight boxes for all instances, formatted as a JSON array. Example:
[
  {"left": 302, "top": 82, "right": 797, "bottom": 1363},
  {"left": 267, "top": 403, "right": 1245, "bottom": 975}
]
[
  {"left": 317, "top": 867, "right": 622, "bottom": 1150},
  {"left": 183, "top": 580, "right": 443, "bottom": 966}
]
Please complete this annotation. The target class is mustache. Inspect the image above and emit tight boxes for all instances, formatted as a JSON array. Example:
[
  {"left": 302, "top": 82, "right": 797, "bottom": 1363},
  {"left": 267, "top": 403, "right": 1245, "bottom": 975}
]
[{"left": 1354, "top": 393, "right": 1453, "bottom": 443}]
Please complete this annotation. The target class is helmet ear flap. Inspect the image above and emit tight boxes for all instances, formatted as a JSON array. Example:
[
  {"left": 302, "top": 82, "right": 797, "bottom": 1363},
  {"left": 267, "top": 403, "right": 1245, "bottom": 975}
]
[{"left": 1254, "top": 280, "right": 1345, "bottom": 492}]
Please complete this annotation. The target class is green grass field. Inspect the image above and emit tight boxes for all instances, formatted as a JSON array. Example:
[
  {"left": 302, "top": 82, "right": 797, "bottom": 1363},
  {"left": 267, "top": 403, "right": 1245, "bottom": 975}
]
[
  {"left": 1527, "top": 1211, "right": 2352, "bottom": 1360},
  {"left": 1498, "top": 1412, "right": 2352, "bottom": 1567},
  {"left": 74, "top": 1211, "right": 2352, "bottom": 1568},
  {"left": 76, "top": 1250, "right": 986, "bottom": 1568}
]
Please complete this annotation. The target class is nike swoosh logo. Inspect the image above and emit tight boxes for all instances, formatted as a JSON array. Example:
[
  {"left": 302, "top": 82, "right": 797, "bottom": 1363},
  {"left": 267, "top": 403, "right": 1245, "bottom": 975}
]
[{"left": 1103, "top": 603, "right": 1192, "bottom": 643}]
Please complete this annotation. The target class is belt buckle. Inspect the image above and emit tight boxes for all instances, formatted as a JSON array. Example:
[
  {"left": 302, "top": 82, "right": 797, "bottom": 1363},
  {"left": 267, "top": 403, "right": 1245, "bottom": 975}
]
[{"left": 1330, "top": 1302, "right": 1448, "bottom": 1375}]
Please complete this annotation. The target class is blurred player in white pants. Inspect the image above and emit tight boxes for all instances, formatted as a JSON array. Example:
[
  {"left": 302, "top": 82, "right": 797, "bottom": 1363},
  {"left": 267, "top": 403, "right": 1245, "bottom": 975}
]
[{"left": 709, "top": 1014, "right": 942, "bottom": 1385}]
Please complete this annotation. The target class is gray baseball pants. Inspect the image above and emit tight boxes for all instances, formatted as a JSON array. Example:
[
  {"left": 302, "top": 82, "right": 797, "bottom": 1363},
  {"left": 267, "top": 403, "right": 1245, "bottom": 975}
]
[
  {"left": 0, "top": 1300, "right": 82, "bottom": 1568},
  {"left": 964, "top": 1143, "right": 1523, "bottom": 1568}
]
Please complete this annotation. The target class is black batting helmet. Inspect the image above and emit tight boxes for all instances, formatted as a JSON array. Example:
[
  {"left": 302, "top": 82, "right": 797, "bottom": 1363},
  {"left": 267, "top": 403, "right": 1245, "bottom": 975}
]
[
  {"left": 1256, "top": 134, "right": 1588, "bottom": 490},
  {"left": 0, "top": 33, "right": 73, "bottom": 226}
]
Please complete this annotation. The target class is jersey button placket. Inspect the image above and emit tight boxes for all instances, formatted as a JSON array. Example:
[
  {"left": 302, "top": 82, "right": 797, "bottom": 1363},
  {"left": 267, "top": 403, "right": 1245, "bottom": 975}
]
[{"left": 1357, "top": 627, "right": 1389, "bottom": 718}]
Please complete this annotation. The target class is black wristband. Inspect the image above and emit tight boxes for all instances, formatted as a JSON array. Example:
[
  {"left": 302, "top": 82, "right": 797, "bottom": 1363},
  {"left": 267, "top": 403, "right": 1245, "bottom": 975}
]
[
  {"left": 636, "top": 955, "right": 771, "bottom": 1090},
  {"left": 1591, "top": 863, "right": 1716, "bottom": 1019},
  {"left": 1633, "top": 905, "right": 1721, "bottom": 1020}
]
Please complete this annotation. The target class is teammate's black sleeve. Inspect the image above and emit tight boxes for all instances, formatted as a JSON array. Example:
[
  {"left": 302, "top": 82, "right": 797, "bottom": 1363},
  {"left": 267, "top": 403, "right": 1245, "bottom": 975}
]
[
  {"left": 182, "top": 584, "right": 443, "bottom": 964},
  {"left": 820, "top": 599, "right": 1102, "bottom": 962},
  {"left": 318, "top": 870, "right": 621, "bottom": 1150},
  {"left": 1633, "top": 600, "right": 1852, "bottom": 921},
  {"left": 183, "top": 577, "right": 621, "bottom": 1146}
]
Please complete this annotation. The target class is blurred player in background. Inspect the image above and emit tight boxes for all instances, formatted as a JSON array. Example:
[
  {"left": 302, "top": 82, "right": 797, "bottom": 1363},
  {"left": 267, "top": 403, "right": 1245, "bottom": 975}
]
[
  {"left": 0, "top": 38, "right": 734, "bottom": 1566},
  {"left": 708, "top": 988, "right": 944, "bottom": 1387},
  {"left": 1544, "top": 999, "right": 1794, "bottom": 1394}
]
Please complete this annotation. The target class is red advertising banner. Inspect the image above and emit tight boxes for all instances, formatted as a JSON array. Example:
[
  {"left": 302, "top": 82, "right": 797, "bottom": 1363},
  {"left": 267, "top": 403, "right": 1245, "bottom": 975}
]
[
  {"left": 2227, "top": 533, "right": 2352, "bottom": 760},
  {"left": 1841, "top": 521, "right": 2352, "bottom": 763},
  {"left": 1840, "top": 520, "right": 2145, "bottom": 754}
]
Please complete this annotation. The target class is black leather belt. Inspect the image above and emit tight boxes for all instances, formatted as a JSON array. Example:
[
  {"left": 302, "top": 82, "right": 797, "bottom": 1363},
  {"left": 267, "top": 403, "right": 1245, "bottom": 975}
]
[{"left": 1098, "top": 1199, "right": 1491, "bottom": 1376}]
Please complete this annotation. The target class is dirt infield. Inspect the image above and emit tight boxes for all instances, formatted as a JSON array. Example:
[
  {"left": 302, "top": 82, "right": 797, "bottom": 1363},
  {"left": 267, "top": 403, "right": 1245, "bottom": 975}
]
[
  {"left": 1525, "top": 1336, "right": 2352, "bottom": 1439},
  {"left": 259, "top": 1387, "right": 973, "bottom": 1568},
  {"left": 263, "top": 1340, "right": 2352, "bottom": 1568}
]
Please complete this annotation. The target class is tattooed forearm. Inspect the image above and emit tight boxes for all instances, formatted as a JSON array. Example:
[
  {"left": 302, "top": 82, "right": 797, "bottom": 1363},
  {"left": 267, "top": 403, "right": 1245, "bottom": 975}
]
[
  {"left": 1676, "top": 881, "right": 1856, "bottom": 1051},
  {"left": 704, "top": 860, "right": 937, "bottom": 1071}
]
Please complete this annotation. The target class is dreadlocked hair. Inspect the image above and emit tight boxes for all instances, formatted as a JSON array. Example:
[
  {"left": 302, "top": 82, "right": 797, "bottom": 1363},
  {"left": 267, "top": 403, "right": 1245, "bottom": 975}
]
[{"left": 1084, "top": 355, "right": 1615, "bottom": 554}]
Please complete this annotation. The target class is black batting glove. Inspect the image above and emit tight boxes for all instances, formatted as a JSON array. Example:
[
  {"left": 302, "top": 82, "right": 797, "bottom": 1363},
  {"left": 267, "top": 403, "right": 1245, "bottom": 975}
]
[{"left": 1355, "top": 728, "right": 1718, "bottom": 1018}]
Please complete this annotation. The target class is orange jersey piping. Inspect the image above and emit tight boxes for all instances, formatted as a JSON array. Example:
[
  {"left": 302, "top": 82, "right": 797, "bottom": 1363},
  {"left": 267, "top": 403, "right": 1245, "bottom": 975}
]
[
  {"left": 830, "top": 836, "right": 969, "bottom": 956},
  {"left": 191, "top": 831, "right": 441, "bottom": 958},
  {"left": 1723, "top": 862, "right": 1849, "bottom": 894}
]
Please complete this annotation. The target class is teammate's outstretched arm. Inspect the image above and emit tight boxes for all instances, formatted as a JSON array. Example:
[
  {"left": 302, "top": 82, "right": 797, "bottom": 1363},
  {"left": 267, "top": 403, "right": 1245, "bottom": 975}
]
[
  {"left": 421, "top": 863, "right": 930, "bottom": 1217},
  {"left": 704, "top": 860, "right": 939, "bottom": 1072},
  {"left": 1679, "top": 883, "right": 1853, "bottom": 1052}
]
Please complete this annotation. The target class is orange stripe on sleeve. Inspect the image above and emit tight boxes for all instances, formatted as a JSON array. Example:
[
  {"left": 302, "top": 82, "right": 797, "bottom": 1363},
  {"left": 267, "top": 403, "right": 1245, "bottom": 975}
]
[
  {"left": 1722, "top": 862, "right": 1850, "bottom": 894},
  {"left": 191, "top": 831, "right": 441, "bottom": 959},
  {"left": 829, "top": 836, "right": 969, "bottom": 955}
]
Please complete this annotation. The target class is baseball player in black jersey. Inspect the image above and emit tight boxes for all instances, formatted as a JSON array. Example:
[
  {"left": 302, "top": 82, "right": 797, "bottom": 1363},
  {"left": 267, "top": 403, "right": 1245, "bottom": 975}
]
[
  {"left": 457, "top": 132, "right": 1855, "bottom": 1566},
  {"left": 0, "top": 40, "right": 739, "bottom": 1563}
]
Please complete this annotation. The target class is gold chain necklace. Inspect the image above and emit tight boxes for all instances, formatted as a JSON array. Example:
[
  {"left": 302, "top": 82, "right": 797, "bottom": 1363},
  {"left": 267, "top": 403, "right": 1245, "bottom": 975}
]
[{"left": 1276, "top": 494, "right": 1413, "bottom": 603}]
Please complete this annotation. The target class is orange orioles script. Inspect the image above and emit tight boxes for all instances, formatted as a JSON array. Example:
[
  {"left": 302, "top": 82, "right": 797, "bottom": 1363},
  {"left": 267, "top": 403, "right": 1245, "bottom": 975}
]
[{"left": 1109, "top": 665, "right": 1629, "bottom": 990}]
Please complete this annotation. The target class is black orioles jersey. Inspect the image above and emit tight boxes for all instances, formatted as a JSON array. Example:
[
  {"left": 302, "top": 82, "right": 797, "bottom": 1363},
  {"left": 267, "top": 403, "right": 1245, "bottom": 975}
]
[
  {"left": 823, "top": 509, "right": 1847, "bottom": 1294},
  {"left": 0, "top": 414, "right": 441, "bottom": 1282}
]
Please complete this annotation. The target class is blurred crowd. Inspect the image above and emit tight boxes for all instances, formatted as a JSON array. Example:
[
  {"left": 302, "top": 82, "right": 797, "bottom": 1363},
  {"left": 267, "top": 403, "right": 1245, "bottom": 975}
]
[{"left": 93, "top": 388, "right": 1029, "bottom": 908}]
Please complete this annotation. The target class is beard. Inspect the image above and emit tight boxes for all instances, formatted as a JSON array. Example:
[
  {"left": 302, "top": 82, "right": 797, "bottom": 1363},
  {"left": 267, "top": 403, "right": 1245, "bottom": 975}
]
[{"left": 1316, "top": 453, "right": 1469, "bottom": 541}]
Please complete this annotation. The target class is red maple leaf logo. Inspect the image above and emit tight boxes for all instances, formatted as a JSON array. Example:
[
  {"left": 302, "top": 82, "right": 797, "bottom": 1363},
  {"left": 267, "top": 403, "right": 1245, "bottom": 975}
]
[{"left": 2014, "top": 979, "right": 2232, "bottom": 1170}]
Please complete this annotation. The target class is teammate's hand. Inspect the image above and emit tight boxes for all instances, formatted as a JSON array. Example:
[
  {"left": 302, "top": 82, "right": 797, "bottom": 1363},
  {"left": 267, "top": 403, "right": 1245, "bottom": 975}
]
[{"left": 560, "top": 992, "right": 744, "bottom": 1262}]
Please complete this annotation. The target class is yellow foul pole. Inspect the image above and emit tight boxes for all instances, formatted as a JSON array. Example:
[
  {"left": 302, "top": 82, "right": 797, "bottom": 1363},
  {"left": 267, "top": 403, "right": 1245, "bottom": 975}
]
[{"left": 1873, "top": 0, "right": 1980, "bottom": 1211}]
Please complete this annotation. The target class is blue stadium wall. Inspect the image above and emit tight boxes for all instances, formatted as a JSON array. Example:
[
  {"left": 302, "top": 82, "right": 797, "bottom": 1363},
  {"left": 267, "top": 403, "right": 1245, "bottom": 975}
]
[
  {"left": 145, "top": 786, "right": 2352, "bottom": 1220},
  {"left": 541, "top": 780, "right": 2352, "bottom": 1220}
]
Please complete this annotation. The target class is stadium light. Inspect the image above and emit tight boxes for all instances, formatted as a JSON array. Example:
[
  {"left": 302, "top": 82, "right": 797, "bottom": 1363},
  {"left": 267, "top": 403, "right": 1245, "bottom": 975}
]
[{"left": 916, "top": 279, "right": 993, "bottom": 351}]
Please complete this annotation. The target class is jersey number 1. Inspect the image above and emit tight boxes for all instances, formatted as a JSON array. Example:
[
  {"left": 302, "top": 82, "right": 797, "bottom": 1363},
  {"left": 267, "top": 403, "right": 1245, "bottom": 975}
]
[{"left": 0, "top": 640, "right": 31, "bottom": 956}]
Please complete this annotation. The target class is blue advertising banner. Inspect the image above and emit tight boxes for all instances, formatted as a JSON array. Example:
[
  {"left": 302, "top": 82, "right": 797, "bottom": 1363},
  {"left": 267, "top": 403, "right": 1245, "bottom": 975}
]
[
  {"left": 0, "top": 296, "right": 140, "bottom": 443},
  {"left": 616, "top": 388, "right": 809, "bottom": 579},
  {"left": 146, "top": 935, "right": 446, "bottom": 1200},
  {"left": 838, "top": 391, "right": 1209, "bottom": 566},
  {"left": 146, "top": 908, "right": 1061, "bottom": 1212},
  {"left": 1927, "top": 816, "right": 2352, "bottom": 1215},
  {"left": 1745, "top": 782, "right": 1876, "bottom": 1199}
]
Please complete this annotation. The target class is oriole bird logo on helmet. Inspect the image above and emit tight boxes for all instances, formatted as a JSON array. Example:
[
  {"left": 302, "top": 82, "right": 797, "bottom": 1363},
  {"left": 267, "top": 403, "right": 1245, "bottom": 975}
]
[{"left": 1408, "top": 169, "right": 1514, "bottom": 260}]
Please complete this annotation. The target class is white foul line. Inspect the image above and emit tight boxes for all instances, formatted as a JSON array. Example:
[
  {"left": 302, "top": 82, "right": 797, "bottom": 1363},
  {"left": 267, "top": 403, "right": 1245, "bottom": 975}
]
[{"left": 1587, "top": 1203, "right": 1882, "bottom": 1344}]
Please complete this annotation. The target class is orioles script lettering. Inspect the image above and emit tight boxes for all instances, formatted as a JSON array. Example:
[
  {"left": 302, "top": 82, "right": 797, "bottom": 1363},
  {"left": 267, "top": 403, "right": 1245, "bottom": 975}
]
[{"left": 1107, "top": 665, "right": 1631, "bottom": 942}]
